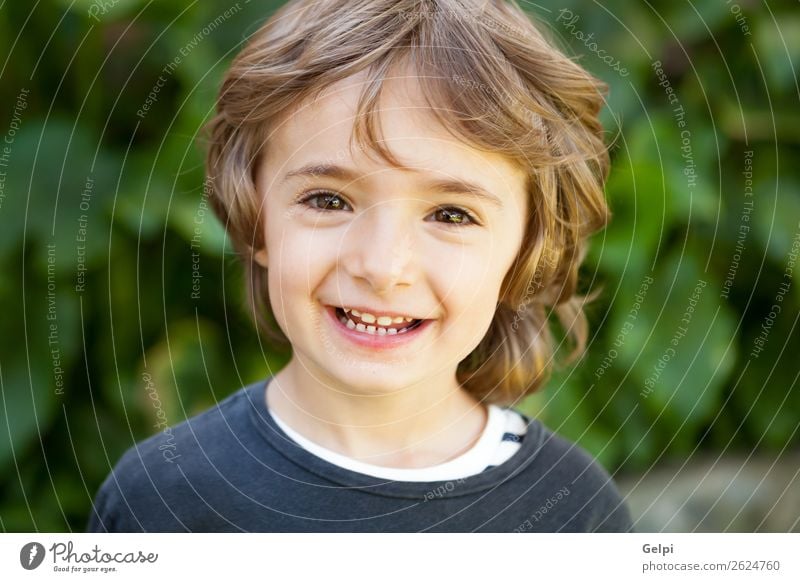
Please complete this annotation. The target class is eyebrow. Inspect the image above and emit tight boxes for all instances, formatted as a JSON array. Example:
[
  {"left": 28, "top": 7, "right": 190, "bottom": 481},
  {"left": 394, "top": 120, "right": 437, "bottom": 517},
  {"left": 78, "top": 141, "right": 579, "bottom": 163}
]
[{"left": 282, "top": 163, "right": 504, "bottom": 208}]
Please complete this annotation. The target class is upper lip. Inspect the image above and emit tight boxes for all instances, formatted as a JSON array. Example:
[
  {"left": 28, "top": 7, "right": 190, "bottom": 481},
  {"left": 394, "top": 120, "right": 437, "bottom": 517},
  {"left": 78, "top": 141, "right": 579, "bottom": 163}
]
[{"left": 330, "top": 304, "right": 426, "bottom": 321}]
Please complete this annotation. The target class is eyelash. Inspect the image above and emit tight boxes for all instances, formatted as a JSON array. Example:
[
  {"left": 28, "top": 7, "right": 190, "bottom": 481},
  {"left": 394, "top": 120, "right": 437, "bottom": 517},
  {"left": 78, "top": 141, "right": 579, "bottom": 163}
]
[{"left": 295, "top": 190, "right": 480, "bottom": 227}]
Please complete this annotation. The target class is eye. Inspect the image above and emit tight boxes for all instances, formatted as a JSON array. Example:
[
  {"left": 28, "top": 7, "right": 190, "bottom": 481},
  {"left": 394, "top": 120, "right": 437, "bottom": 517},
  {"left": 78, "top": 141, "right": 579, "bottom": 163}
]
[
  {"left": 431, "top": 206, "right": 478, "bottom": 227},
  {"left": 297, "top": 191, "right": 351, "bottom": 212}
]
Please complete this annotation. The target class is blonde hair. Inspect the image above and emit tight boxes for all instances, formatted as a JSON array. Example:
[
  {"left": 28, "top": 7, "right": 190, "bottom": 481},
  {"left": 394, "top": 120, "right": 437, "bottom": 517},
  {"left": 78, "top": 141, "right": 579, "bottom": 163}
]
[{"left": 204, "top": 0, "right": 611, "bottom": 406}]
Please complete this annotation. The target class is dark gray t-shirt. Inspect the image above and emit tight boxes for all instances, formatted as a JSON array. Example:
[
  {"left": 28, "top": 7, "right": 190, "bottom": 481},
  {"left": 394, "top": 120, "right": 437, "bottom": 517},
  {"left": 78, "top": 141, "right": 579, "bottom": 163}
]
[{"left": 87, "top": 378, "right": 634, "bottom": 532}]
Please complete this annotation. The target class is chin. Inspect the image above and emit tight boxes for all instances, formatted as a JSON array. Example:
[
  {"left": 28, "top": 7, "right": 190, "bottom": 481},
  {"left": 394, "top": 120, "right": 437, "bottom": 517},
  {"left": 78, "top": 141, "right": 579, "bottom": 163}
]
[{"left": 328, "top": 363, "right": 419, "bottom": 396}]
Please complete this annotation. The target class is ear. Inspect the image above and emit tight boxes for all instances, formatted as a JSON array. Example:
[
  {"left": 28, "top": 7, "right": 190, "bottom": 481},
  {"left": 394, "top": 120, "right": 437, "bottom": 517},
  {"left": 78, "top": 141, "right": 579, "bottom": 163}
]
[{"left": 253, "top": 248, "right": 268, "bottom": 268}]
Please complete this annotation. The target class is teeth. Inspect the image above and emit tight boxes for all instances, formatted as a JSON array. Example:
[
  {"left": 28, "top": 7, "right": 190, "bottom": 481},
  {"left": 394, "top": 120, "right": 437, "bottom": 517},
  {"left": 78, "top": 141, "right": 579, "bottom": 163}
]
[
  {"left": 336, "top": 311, "right": 420, "bottom": 337},
  {"left": 340, "top": 307, "right": 418, "bottom": 324}
]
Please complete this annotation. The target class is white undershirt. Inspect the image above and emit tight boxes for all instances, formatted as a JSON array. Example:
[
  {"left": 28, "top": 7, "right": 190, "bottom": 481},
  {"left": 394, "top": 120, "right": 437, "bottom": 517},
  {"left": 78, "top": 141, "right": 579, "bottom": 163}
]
[{"left": 269, "top": 405, "right": 528, "bottom": 482}]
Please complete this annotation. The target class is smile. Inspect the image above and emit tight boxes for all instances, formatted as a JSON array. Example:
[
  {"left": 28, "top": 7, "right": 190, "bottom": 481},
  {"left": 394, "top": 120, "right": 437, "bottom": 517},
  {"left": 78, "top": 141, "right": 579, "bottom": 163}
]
[
  {"left": 334, "top": 306, "right": 423, "bottom": 335},
  {"left": 325, "top": 305, "right": 431, "bottom": 346}
]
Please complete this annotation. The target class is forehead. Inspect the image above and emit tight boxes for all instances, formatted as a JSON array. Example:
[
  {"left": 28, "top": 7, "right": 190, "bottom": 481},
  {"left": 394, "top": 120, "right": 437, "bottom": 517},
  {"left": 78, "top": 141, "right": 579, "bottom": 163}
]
[{"left": 265, "top": 68, "right": 528, "bottom": 190}]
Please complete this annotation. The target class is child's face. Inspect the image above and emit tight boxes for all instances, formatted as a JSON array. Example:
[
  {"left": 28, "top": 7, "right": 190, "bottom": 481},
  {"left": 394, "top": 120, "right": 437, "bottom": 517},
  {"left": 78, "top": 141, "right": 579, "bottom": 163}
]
[{"left": 255, "top": 70, "right": 528, "bottom": 396}]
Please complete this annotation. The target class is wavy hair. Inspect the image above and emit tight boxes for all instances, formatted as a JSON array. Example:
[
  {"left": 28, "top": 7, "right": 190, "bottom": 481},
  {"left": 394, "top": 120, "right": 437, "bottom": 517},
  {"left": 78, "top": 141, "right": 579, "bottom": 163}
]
[{"left": 204, "top": 0, "right": 611, "bottom": 406}]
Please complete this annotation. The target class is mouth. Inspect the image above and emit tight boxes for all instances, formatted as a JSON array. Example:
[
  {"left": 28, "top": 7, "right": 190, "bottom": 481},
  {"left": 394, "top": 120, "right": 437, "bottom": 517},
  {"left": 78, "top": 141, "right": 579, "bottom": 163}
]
[
  {"left": 324, "top": 305, "right": 432, "bottom": 346},
  {"left": 332, "top": 306, "right": 425, "bottom": 335}
]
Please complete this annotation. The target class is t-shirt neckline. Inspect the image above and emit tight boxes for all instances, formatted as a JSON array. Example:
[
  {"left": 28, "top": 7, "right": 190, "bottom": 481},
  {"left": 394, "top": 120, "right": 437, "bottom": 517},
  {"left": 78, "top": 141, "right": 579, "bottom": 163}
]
[
  {"left": 244, "top": 378, "right": 545, "bottom": 499},
  {"left": 269, "top": 400, "right": 508, "bottom": 482}
]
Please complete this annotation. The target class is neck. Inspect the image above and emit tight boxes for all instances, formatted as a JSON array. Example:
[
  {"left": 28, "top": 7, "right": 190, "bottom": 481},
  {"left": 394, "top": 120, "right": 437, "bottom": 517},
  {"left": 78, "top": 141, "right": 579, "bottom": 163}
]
[{"left": 266, "top": 356, "right": 488, "bottom": 469}]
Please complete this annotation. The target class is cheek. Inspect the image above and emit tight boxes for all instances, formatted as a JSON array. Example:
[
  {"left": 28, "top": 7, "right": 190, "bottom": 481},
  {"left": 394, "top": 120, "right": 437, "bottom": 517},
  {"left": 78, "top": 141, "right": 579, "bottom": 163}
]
[
  {"left": 268, "top": 209, "right": 333, "bottom": 275},
  {"left": 429, "top": 230, "right": 522, "bottom": 342},
  {"left": 428, "top": 244, "right": 505, "bottom": 334},
  {"left": 264, "top": 215, "right": 337, "bottom": 328},
  {"left": 431, "top": 239, "right": 508, "bottom": 294}
]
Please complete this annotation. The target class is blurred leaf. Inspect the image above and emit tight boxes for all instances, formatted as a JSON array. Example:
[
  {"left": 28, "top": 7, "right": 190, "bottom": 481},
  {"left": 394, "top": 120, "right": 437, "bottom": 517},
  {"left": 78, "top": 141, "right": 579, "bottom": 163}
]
[
  {"left": 0, "top": 360, "right": 56, "bottom": 472},
  {"left": 0, "top": 119, "right": 118, "bottom": 273},
  {"left": 754, "top": 14, "right": 800, "bottom": 93},
  {"left": 169, "top": 196, "right": 229, "bottom": 257},
  {"left": 622, "top": 250, "right": 737, "bottom": 424},
  {"left": 141, "top": 317, "right": 232, "bottom": 424},
  {"left": 57, "top": 0, "right": 147, "bottom": 21},
  {"left": 751, "top": 177, "right": 800, "bottom": 269}
]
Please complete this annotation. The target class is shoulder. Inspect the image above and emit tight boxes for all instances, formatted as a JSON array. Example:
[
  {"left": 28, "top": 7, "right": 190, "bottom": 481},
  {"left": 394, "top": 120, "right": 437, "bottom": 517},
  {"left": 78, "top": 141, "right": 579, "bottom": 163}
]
[
  {"left": 87, "top": 381, "right": 264, "bottom": 532},
  {"left": 518, "top": 417, "right": 635, "bottom": 532}
]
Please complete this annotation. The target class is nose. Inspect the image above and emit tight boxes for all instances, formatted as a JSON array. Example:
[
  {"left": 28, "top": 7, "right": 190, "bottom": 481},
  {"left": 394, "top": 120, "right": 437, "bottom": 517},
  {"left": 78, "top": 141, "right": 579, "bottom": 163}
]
[{"left": 340, "top": 204, "right": 417, "bottom": 295}]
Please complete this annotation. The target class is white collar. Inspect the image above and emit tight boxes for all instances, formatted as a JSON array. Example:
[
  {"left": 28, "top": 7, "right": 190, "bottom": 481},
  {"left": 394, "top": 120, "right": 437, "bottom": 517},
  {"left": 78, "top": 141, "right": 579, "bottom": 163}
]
[{"left": 269, "top": 405, "right": 509, "bottom": 482}]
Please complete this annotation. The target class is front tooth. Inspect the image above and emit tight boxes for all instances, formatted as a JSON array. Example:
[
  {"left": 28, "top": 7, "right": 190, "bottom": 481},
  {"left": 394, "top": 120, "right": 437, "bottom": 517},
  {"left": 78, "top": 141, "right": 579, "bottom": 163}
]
[
  {"left": 351, "top": 308, "right": 361, "bottom": 317},
  {"left": 356, "top": 323, "right": 366, "bottom": 332},
  {"left": 377, "top": 327, "right": 387, "bottom": 335},
  {"left": 346, "top": 319, "right": 356, "bottom": 329},
  {"left": 343, "top": 307, "right": 351, "bottom": 313},
  {"left": 387, "top": 328, "right": 398, "bottom": 335},
  {"left": 366, "top": 325, "right": 376, "bottom": 334},
  {"left": 404, "top": 317, "right": 413, "bottom": 322},
  {"left": 392, "top": 316, "right": 404, "bottom": 324},
  {"left": 376, "top": 316, "right": 393, "bottom": 326},
  {"left": 361, "top": 312, "right": 376, "bottom": 324}
]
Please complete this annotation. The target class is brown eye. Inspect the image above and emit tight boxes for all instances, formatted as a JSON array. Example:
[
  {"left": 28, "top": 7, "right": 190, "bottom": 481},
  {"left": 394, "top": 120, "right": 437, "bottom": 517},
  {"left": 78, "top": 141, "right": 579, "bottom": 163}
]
[
  {"left": 302, "top": 192, "right": 350, "bottom": 211},
  {"left": 433, "top": 207, "right": 476, "bottom": 226}
]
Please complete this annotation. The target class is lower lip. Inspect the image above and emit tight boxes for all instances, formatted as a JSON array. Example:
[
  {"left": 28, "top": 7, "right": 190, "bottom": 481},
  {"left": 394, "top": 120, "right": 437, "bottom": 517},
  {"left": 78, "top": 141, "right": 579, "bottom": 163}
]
[{"left": 324, "top": 306, "right": 433, "bottom": 350}]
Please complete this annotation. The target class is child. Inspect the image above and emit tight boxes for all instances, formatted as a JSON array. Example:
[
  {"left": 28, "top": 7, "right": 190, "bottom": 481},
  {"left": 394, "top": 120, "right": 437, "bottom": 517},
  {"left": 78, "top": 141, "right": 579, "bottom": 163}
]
[{"left": 88, "top": 0, "right": 633, "bottom": 532}]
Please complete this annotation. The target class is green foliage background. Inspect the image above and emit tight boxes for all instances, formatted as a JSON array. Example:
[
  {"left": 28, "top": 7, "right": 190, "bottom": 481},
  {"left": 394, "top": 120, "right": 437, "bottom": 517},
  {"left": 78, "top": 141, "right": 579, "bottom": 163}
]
[{"left": 0, "top": 0, "right": 797, "bottom": 531}]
